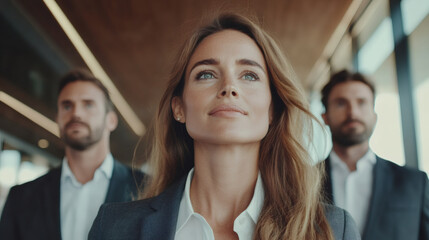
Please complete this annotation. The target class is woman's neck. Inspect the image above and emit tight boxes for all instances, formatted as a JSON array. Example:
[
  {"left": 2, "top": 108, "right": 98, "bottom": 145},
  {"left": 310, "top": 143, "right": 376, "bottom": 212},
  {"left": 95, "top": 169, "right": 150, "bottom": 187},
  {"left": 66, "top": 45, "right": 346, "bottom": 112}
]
[{"left": 190, "top": 142, "right": 260, "bottom": 235}]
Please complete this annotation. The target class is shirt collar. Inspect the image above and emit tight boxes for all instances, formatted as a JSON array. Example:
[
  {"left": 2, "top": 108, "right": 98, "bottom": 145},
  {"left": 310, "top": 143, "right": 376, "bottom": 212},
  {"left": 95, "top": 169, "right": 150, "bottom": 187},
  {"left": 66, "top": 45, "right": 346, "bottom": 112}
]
[
  {"left": 176, "top": 168, "right": 196, "bottom": 233},
  {"left": 176, "top": 168, "right": 265, "bottom": 233},
  {"left": 61, "top": 153, "right": 114, "bottom": 186},
  {"left": 246, "top": 172, "right": 265, "bottom": 223},
  {"left": 330, "top": 149, "right": 376, "bottom": 171}
]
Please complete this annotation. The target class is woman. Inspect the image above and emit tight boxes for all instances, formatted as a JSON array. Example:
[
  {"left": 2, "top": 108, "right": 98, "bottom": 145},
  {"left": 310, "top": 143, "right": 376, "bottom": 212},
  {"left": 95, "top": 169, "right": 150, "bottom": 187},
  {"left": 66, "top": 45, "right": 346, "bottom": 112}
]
[{"left": 89, "top": 13, "right": 360, "bottom": 240}]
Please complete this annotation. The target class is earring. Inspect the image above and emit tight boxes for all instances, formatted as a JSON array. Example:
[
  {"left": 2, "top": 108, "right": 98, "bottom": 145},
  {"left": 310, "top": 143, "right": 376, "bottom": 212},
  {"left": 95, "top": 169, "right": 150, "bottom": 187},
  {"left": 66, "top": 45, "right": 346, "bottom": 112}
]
[{"left": 177, "top": 117, "right": 181, "bottom": 121}]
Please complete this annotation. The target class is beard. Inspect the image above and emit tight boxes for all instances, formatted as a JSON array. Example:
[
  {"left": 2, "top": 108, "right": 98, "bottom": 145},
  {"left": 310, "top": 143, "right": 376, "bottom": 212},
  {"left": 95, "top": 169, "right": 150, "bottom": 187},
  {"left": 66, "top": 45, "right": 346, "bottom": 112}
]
[
  {"left": 330, "top": 119, "right": 375, "bottom": 147},
  {"left": 61, "top": 120, "right": 105, "bottom": 151}
]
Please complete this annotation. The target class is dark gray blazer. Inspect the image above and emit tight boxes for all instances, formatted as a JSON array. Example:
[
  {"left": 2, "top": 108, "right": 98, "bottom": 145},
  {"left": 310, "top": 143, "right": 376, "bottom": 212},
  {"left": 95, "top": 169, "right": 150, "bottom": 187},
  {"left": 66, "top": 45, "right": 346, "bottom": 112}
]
[
  {"left": 0, "top": 160, "right": 143, "bottom": 240},
  {"left": 89, "top": 175, "right": 360, "bottom": 240},
  {"left": 324, "top": 156, "right": 429, "bottom": 240}
]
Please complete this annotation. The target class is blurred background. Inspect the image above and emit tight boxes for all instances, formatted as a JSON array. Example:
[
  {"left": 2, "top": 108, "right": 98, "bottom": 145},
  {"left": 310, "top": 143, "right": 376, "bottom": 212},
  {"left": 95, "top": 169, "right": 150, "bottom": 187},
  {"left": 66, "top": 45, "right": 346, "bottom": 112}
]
[{"left": 0, "top": 0, "right": 428, "bottom": 213}]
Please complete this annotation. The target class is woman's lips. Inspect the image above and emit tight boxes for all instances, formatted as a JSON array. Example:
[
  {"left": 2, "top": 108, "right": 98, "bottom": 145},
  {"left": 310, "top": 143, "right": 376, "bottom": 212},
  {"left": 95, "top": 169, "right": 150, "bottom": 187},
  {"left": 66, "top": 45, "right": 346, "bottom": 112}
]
[{"left": 209, "top": 105, "right": 248, "bottom": 117}]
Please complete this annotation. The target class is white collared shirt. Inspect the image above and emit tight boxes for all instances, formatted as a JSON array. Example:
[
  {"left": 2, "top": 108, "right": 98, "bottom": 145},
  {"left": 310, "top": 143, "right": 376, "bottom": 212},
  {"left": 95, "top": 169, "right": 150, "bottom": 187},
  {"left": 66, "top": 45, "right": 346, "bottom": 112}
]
[
  {"left": 330, "top": 150, "right": 376, "bottom": 235},
  {"left": 60, "top": 154, "right": 113, "bottom": 240},
  {"left": 175, "top": 169, "right": 264, "bottom": 240}
]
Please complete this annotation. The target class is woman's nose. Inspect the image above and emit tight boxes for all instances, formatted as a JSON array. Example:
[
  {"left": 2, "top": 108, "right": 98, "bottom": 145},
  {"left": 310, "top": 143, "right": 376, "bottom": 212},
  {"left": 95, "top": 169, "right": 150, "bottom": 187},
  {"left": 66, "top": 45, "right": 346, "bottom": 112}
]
[{"left": 217, "top": 76, "right": 238, "bottom": 98}]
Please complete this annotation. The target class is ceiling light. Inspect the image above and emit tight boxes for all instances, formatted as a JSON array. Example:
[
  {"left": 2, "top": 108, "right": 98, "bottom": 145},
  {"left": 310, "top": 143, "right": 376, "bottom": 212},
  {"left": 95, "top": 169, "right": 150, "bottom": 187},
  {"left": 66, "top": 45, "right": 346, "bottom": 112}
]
[
  {"left": 0, "top": 91, "right": 59, "bottom": 137},
  {"left": 38, "top": 139, "right": 50, "bottom": 149},
  {"left": 43, "top": 0, "right": 145, "bottom": 136}
]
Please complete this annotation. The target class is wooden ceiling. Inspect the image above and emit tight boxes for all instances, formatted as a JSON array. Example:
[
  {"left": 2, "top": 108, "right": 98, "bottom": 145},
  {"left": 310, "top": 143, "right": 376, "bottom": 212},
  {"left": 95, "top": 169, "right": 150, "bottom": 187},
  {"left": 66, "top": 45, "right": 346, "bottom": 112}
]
[{"left": 2, "top": 0, "right": 367, "bottom": 164}]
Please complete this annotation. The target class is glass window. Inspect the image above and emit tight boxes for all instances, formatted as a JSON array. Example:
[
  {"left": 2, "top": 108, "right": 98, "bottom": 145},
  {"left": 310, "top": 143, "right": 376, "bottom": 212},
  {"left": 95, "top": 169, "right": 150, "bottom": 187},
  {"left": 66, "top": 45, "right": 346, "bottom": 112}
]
[
  {"left": 369, "top": 53, "right": 405, "bottom": 166},
  {"left": 0, "top": 134, "right": 52, "bottom": 215},
  {"left": 401, "top": 0, "right": 429, "bottom": 35},
  {"left": 356, "top": 6, "right": 405, "bottom": 166},
  {"left": 0, "top": 150, "right": 21, "bottom": 188},
  {"left": 407, "top": 12, "right": 429, "bottom": 174},
  {"left": 357, "top": 18, "right": 394, "bottom": 75}
]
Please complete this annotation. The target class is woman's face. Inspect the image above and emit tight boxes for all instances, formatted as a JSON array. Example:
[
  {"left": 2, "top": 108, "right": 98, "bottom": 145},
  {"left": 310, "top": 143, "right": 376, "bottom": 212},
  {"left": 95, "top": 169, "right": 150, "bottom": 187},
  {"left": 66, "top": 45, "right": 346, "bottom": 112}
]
[{"left": 172, "top": 29, "right": 272, "bottom": 145}]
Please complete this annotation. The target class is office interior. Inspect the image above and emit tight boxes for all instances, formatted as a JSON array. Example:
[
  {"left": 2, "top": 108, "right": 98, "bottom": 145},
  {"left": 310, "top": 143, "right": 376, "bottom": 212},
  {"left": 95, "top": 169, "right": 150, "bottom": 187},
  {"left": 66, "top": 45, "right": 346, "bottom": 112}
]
[{"left": 0, "top": 0, "right": 428, "bottom": 214}]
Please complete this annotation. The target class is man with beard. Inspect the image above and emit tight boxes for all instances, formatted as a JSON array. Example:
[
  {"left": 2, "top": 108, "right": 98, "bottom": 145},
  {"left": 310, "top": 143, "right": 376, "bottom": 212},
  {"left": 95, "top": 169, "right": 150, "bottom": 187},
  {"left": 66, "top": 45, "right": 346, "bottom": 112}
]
[
  {"left": 0, "top": 69, "right": 143, "bottom": 240},
  {"left": 321, "top": 69, "right": 429, "bottom": 240}
]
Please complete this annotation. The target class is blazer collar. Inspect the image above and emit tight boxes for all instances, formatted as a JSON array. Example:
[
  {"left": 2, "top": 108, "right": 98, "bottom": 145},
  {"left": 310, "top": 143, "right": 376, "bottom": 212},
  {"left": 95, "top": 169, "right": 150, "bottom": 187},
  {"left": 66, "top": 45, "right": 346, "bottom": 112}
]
[
  {"left": 105, "top": 160, "right": 137, "bottom": 202},
  {"left": 41, "top": 159, "right": 137, "bottom": 239},
  {"left": 362, "top": 156, "right": 390, "bottom": 238},
  {"left": 324, "top": 155, "right": 389, "bottom": 238},
  {"left": 139, "top": 176, "right": 187, "bottom": 240}
]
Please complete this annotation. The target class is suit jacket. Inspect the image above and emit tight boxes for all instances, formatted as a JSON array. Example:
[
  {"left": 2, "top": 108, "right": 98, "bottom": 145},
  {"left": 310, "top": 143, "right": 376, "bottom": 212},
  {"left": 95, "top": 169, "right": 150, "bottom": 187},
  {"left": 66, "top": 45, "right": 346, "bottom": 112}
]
[
  {"left": 0, "top": 159, "right": 144, "bottom": 240},
  {"left": 89, "top": 175, "right": 361, "bottom": 240},
  {"left": 323, "top": 155, "right": 429, "bottom": 240}
]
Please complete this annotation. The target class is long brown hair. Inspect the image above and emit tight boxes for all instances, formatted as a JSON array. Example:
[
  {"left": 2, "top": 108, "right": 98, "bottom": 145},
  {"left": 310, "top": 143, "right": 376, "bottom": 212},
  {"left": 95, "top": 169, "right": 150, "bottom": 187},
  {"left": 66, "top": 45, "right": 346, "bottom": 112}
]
[{"left": 142, "top": 13, "right": 333, "bottom": 240}]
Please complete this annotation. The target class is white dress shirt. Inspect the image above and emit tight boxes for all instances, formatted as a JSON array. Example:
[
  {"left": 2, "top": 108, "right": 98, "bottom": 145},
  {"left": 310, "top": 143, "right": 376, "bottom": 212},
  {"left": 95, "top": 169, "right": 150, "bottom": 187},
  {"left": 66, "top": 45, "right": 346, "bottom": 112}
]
[
  {"left": 60, "top": 154, "right": 113, "bottom": 240},
  {"left": 175, "top": 168, "right": 264, "bottom": 240},
  {"left": 330, "top": 150, "right": 376, "bottom": 235}
]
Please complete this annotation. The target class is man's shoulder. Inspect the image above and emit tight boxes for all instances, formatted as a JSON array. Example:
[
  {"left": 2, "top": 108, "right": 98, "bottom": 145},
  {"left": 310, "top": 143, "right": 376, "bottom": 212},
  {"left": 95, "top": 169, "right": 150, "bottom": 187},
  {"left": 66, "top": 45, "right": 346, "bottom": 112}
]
[
  {"left": 2, "top": 167, "right": 61, "bottom": 213},
  {"left": 376, "top": 157, "right": 428, "bottom": 195},
  {"left": 8, "top": 167, "right": 61, "bottom": 196},
  {"left": 377, "top": 156, "right": 427, "bottom": 178}
]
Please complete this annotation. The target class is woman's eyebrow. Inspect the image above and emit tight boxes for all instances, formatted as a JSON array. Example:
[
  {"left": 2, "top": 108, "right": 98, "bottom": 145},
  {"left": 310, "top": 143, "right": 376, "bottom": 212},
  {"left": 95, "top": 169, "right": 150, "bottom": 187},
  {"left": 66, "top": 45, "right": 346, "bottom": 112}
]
[
  {"left": 189, "top": 58, "right": 265, "bottom": 73},
  {"left": 189, "top": 58, "right": 219, "bottom": 72},
  {"left": 237, "top": 59, "right": 265, "bottom": 71}
]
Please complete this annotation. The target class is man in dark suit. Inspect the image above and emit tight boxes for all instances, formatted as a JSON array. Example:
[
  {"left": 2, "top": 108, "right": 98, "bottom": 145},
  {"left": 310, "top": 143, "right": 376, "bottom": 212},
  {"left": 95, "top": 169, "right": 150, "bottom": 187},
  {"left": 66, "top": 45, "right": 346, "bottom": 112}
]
[
  {"left": 0, "top": 69, "right": 143, "bottom": 240},
  {"left": 321, "top": 69, "right": 429, "bottom": 240}
]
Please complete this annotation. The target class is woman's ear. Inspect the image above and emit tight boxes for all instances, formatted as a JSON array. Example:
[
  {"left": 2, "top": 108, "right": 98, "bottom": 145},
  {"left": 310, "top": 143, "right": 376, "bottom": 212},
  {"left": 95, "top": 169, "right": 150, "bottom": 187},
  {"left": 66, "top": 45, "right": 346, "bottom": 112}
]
[{"left": 171, "top": 96, "right": 185, "bottom": 123}]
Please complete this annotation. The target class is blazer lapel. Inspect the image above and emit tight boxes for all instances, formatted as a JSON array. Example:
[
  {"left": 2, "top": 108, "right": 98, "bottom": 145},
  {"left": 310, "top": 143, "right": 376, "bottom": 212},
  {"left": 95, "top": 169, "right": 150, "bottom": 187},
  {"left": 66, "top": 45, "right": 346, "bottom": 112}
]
[
  {"left": 104, "top": 160, "right": 139, "bottom": 203},
  {"left": 42, "top": 167, "right": 62, "bottom": 240},
  {"left": 105, "top": 160, "right": 126, "bottom": 203},
  {"left": 362, "top": 157, "right": 390, "bottom": 238},
  {"left": 139, "top": 177, "right": 186, "bottom": 240}
]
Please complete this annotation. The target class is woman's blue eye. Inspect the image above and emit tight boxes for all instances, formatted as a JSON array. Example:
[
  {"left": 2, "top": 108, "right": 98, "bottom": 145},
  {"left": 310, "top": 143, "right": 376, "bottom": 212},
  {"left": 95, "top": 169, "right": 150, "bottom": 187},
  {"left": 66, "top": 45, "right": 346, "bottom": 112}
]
[
  {"left": 242, "top": 72, "right": 259, "bottom": 81},
  {"left": 196, "top": 72, "right": 214, "bottom": 80}
]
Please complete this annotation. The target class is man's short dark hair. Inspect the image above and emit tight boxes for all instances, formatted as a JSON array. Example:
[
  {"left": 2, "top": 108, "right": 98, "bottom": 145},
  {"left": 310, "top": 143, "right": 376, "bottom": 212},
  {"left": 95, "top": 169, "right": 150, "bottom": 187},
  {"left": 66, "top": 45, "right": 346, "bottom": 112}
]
[
  {"left": 58, "top": 68, "right": 114, "bottom": 112},
  {"left": 321, "top": 69, "right": 375, "bottom": 111}
]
